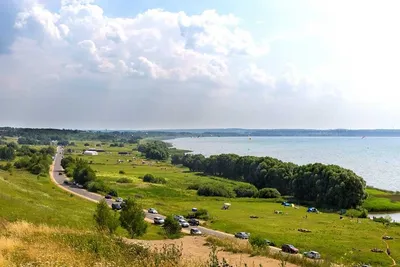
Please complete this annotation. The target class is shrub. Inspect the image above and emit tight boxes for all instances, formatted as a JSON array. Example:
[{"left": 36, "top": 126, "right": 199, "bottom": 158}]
[
  {"left": 94, "top": 199, "right": 120, "bottom": 234},
  {"left": 119, "top": 170, "right": 126, "bottom": 174},
  {"left": 197, "top": 184, "right": 235, "bottom": 198},
  {"left": 163, "top": 215, "right": 182, "bottom": 238},
  {"left": 187, "top": 208, "right": 209, "bottom": 220},
  {"left": 108, "top": 188, "right": 119, "bottom": 197},
  {"left": 345, "top": 208, "right": 368, "bottom": 218},
  {"left": 249, "top": 235, "right": 267, "bottom": 249},
  {"left": 143, "top": 173, "right": 166, "bottom": 184},
  {"left": 120, "top": 198, "right": 147, "bottom": 238},
  {"left": 187, "top": 184, "right": 200, "bottom": 190},
  {"left": 116, "top": 177, "right": 132, "bottom": 183},
  {"left": 87, "top": 180, "right": 109, "bottom": 193},
  {"left": 257, "top": 188, "right": 281, "bottom": 198},
  {"left": 233, "top": 184, "right": 258, "bottom": 198}
]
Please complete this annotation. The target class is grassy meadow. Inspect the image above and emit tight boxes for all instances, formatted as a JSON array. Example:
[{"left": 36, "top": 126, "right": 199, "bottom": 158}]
[{"left": 61, "top": 141, "right": 400, "bottom": 266}]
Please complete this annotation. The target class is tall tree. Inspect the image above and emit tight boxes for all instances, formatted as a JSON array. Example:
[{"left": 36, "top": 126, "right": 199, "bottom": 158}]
[
  {"left": 119, "top": 198, "right": 147, "bottom": 238},
  {"left": 94, "top": 200, "right": 120, "bottom": 234}
]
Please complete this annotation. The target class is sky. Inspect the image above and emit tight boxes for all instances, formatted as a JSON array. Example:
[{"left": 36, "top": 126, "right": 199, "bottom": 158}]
[{"left": 1, "top": 0, "right": 400, "bottom": 130}]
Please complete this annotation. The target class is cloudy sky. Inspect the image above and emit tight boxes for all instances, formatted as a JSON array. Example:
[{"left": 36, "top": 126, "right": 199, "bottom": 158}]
[{"left": 1, "top": 0, "right": 400, "bottom": 130}]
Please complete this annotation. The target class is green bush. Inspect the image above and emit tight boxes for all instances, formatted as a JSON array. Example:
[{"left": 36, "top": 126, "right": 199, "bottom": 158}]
[
  {"left": 87, "top": 180, "right": 109, "bottom": 193},
  {"left": 187, "top": 208, "right": 209, "bottom": 220},
  {"left": 119, "top": 170, "right": 126, "bottom": 174},
  {"left": 197, "top": 184, "right": 235, "bottom": 198},
  {"left": 257, "top": 188, "right": 281, "bottom": 199},
  {"left": 163, "top": 215, "right": 182, "bottom": 238},
  {"left": 143, "top": 173, "right": 166, "bottom": 184},
  {"left": 108, "top": 188, "right": 119, "bottom": 197},
  {"left": 233, "top": 184, "right": 258, "bottom": 198},
  {"left": 249, "top": 235, "right": 267, "bottom": 249},
  {"left": 116, "top": 177, "right": 132, "bottom": 183},
  {"left": 187, "top": 184, "right": 200, "bottom": 190},
  {"left": 345, "top": 208, "right": 368, "bottom": 218}
]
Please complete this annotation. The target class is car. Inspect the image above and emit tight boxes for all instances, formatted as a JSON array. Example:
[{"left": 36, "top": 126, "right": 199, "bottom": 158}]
[
  {"left": 383, "top": 235, "right": 394, "bottom": 240},
  {"left": 111, "top": 203, "right": 121, "bottom": 210},
  {"left": 303, "top": 251, "right": 321, "bottom": 259},
  {"left": 76, "top": 184, "right": 84, "bottom": 189},
  {"left": 153, "top": 217, "right": 165, "bottom": 225},
  {"left": 105, "top": 194, "right": 113, "bottom": 199},
  {"left": 174, "top": 215, "right": 185, "bottom": 221},
  {"left": 234, "top": 232, "right": 250, "bottom": 239},
  {"left": 58, "top": 172, "right": 63, "bottom": 175},
  {"left": 264, "top": 239, "right": 275, "bottom": 246},
  {"left": 178, "top": 219, "right": 190, "bottom": 228},
  {"left": 188, "top": 218, "right": 200, "bottom": 226},
  {"left": 281, "top": 244, "right": 299, "bottom": 254},
  {"left": 190, "top": 228, "right": 202, "bottom": 235},
  {"left": 115, "top": 197, "right": 123, "bottom": 202},
  {"left": 148, "top": 208, "right": 158, "bottom": 214}
]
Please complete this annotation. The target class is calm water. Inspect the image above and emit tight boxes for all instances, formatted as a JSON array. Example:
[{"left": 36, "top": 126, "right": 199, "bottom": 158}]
[{"left": 169, "top": 136, "right": 400, "bottom": 191}]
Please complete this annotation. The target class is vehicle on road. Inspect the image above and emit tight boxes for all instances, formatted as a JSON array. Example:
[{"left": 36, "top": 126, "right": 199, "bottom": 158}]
[
  {"left": 188, "top": 218, "right": 200, "bottom": 226},
  {"left": 115, "top": 197, "right": 123, "bottom": 202},
  {"left": 174, "top": 215, "right": 185, "bottom": 221},
  {"left": 148, "top": 208, "right": 158, "bottom": 214},
  {"left": 63, "top": 180, "right": 70, "bottom": 185},
  {"left": 234, "top": 232, "right": 250, "bottom": 239},
  {"left": 178, "top": 219, "right": 190, "bottom": 228},
  {"left": 58, "top": 172, "right": 63, "bottom": 175},
  {"left": 303, "top": 251, "right": 321, "bottom": 259},
  {"left": 383, "top": 235, "right": 393, "bottom": 240},
  {"left": 190, "top": 228, "right": 202, "bottom": 235},
  {"left": 105, "top": 194, "right": 112, "bottom": 199},
  {"left": 153, "top": 217, "right": 165, "bottom": 224},
  {"left": 111, "top": 203, "right": 121, "bottom": 210},
  {"left": 281, "top": 244, "right": 299, "bottom": 254}
]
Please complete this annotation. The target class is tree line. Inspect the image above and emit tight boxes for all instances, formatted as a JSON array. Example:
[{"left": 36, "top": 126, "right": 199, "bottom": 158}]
[
  {"left": 137, "top": 140, "right": 170, "bottom": 160},
  {"left": 172, "top": 153, "right": 367, "bottom": 209}
]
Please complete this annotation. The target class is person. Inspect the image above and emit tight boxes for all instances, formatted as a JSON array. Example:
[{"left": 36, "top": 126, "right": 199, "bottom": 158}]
[{"left": 387, "top": 248, "right": 391, "bottom": 255}]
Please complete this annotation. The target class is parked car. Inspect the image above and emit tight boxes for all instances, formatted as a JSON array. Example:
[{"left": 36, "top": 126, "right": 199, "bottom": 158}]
[
  {"left": 304, "top": 251, "right": 321, "bottom": 259},
  {"left": 281, "top": 244, "right": 299, "bottom": 254},
  {"left": 58, "top": 172, "right": 63, "bottom": 175},
  {"left": 153, "top": 217, "right": 165, "bottom": 225},
  {"left": 115, "top": 197, "right": 123, "bottom": 202},
  {"left": 105, "top": 194, "right": 112, "bottom": 199},
  {"left": 383, "top": 235, "right": 393, "bottom": 240},
  {"left": 148, "top": 208, "right": 158, "bottom": 214},
  {"left": 174, "top": 215, "right": 185, "bottom": 221},
  {"left": 234, "top": 232, "right": 250, "bottom": 239},
  {"left": 188, "top": 218, "right": 200, "bottom": 226},
  {"left": 111, "top": 203, "right": 121, "bottom": 210},
  {"left": 76, "top": 184, "right": 84, "bottom": 189},
  {"left": 63, "top": 180, "right": 70, "bottom": 185},
  {"left": 178, "top": 219, "right": 190, "bottom": 228},
  {"left": 190, "top": 228, "right": 202, "bottom": 235},
  {"left": 264, "top": 239, "right": 275, "bottom": 246}
]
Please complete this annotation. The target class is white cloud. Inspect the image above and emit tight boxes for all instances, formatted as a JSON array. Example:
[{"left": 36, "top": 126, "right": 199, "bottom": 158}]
[{"left": 0, "top": 0, "right": 349, "bottom": 129}]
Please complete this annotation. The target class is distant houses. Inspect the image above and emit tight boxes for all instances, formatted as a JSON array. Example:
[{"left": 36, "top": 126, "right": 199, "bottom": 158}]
[{"left": 83, "top": 150, "right": 98, "bottom": 156}]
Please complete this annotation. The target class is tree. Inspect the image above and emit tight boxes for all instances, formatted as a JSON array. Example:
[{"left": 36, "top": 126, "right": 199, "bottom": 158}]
[
  {"left": 137, "top": 141, "right": 169, "bottom": 160},
  {"left": 94, "top": 200, "right": 120, "bottom": 234},
  {"left": 257, "top": 188, "right": 281, "bottom": 198},
  {"left": 0, "top": 146, "right": 16, "bottom": 161},
  {"left": 119, "top": 198, "right": 147, "bottom": 238},
  {"left": 72, "top": 159, "right": 97, "bottom": 185},
  {"left": 163, "top": 215, "right": 181, "bottom": 237},
  {"left": 233, "top": 184, "right": 258, "bottom": 197}
]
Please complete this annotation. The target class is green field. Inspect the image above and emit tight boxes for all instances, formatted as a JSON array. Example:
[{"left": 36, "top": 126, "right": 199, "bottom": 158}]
[
  {"left": 364, "top": 187, "right": 400, "bottom": 212},
  {"left": 61, "top": 141, "right": 400, "bottom": 266},
  {"left": 0, "top": 165, "right": 163, "bottom": 240}
]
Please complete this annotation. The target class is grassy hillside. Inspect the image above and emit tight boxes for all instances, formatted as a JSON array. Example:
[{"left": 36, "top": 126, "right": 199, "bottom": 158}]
[{"left": 62, "top": 141, "right": 400, "bottom": 266}]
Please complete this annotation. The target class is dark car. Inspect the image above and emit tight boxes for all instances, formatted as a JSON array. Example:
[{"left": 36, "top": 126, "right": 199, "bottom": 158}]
[
  {"left": 188, "top": 218, "right": 200, "bottom": 226},
  {"left": 59, "top": 172, "right": 63, "bottom": 175},
  {"left": 281, "top": 244, "right": 299, "bottom": 254},
  {"left": 111, "top": 203, "right": 121, "bottom": 210},
  {"left": 105, "top": 194, "right": 113, "bottom": 199},
  {"left": 63, "top": 180, "right": 70, "bottom": 185}
]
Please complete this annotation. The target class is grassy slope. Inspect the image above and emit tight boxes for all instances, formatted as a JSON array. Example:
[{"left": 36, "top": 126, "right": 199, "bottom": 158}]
[
  {"left": 363, "top": 187, "right": 400, "bottom": 212},
  {"left": 67, "top": 142, "right": 400, "bottom": 266}
]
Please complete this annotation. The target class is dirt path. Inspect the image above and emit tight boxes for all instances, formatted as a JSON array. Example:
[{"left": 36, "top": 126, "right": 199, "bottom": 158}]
[
  {"left": 128, "top": 236, "right": 298, "bottom": 267},
  {"left": 382, "top": 232, "right": 396, "bottom": 266}
]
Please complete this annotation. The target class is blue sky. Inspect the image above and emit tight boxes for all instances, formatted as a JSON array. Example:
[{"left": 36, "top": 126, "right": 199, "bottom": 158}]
[{"left": 1, "top": 0, "right": 400, "bottom": 129}]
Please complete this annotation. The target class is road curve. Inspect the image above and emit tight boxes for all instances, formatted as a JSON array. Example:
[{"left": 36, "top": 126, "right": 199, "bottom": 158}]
[{"left": 51, "top": 146, "right": 234, "bottom": 239}]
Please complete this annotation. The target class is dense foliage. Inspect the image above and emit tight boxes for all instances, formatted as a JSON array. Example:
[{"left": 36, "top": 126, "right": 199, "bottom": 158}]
[
  {"left": 173, "top": 153, "right": 367, "bottom": 208},
  {"left": 233, "top": 184, "right": 259, "bottom": 198},
  {"left": 257, "top": 188, "right": 281, "bottom": 199},
  {"left": 163, "top": 215, "right": 182, "bottom": 237},
  {"left": 142, "top": 173, "right": 166, "bottom": 184},
  {"left": 94, "top": 200, "right": 120, "bottom": 234},
  {"left": 13, "top": 146, "right": 55, "bottom": 175},
  {"left": 137, "top": 140, "right": 169, "bottom": 160},
  {"left": 197, "top": 184, "right": 235, "bottom": 198},
  {"left": 0, "top": 146, "right": 16, "bottom": 160},
  {"left": 119, "top": 198, "right": 147, "bottom": 238}
]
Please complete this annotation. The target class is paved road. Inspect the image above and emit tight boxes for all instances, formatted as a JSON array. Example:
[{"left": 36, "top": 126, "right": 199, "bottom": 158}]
[{"left": 52, "top": 146, "right": 232, "bottom": 238}]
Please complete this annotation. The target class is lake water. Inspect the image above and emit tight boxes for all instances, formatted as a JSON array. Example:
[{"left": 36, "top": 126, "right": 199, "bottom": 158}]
[{"left": 169, "top": 136, "right": 400, "bottom": 191}]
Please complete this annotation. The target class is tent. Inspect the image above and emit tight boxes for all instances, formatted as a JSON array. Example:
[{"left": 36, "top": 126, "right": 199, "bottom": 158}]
[
  {"left": 307, "top": 207, "right": 318, "bottom": 213},
  {"left": 282, "top": 202, "right": 291, "bottom": 207},
  {"left": 222, "top": 203, "right": 231, "bottom": 210}
]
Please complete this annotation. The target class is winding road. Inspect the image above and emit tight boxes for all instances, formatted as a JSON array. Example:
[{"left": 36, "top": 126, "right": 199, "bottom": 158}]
[{"left": 51, "top": 146, "right": 234, "bottom": 239}]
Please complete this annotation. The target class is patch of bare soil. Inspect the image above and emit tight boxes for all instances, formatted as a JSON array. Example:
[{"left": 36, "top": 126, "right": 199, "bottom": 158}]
[{"left": 134, "top": 236, "right": 298, "bottom": 267}]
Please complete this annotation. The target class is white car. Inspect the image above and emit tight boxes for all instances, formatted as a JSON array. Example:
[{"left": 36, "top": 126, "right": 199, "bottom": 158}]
[
  {"left": 190, "top": 228, "right": 202, "bottom": 235},
  {"left": 148, "top": 208, "right": 158, "bottom": 214},
  {"left": 178, "top": 219, "right": 190, "bottom": 228},
  {"left": 304, "top": 251, "right": 321, "bottom": 259},
  {"left": 115, "top": 197, "right": 123, "bottom": 202},
  {"left": 153, "top": 217, "right": 165, "bottom": 225}
]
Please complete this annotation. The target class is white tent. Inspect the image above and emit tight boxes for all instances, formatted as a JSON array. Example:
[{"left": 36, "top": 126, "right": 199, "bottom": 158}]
[{"left": 84, "top": 150, "right": 98, "bottom": 156}]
